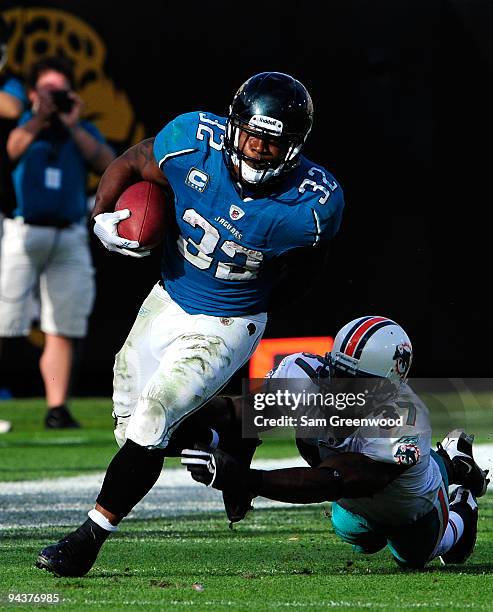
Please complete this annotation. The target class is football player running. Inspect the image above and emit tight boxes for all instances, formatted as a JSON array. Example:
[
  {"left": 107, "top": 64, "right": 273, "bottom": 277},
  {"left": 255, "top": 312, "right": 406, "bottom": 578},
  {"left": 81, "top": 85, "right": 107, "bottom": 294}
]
[
  {"left": 36, "top": 72, "right": 345, "bottom": 576},
  {"left": 183, "top": 316, "right": 490, "bottom": 569}
]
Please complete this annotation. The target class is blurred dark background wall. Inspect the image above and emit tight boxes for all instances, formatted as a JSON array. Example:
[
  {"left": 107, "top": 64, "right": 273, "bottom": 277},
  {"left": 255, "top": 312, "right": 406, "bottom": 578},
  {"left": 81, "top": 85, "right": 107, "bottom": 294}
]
[{"left": 1, "top": 0, "right": 491, "bottom": 396}]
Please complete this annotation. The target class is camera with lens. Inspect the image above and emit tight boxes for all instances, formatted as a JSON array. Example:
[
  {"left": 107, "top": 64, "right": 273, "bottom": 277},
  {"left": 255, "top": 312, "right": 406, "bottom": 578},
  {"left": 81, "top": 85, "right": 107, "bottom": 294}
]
[{"left": 51, "top": 89, "right": 74, "bottom": 113}]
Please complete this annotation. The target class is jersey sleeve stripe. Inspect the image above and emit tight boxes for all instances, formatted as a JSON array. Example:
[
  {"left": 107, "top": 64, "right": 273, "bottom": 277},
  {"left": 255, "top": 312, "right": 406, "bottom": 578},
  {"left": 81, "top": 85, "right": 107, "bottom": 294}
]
[
  {"left": 294, "top": 357, "right": 319, "bottom": 379},
  {"left": 312, "top": 209, "right": 321, "bottom": 246},
  {"left": 158, "top": 148, "right": 197, "bottom": 168}
]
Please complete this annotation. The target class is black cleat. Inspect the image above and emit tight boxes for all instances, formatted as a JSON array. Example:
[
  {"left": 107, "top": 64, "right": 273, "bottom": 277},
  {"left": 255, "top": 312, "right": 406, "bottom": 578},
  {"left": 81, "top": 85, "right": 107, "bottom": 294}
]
[
  {"left": 436, "top": 429, "right": 489, "bottom": 497},
  {"left": 45, "top": 406, "right": 80, "bottom": 429},
  {"left": 36, "top": 518, "right": 108, "bottom": 577},
  {"left": 440, "top": 487, "right": 478, "bottom": 564}
]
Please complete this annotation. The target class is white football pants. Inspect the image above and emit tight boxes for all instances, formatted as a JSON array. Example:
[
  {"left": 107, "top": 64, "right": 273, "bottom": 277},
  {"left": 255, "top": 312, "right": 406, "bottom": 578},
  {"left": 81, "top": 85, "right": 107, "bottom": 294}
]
[{"left": 113, "top": 282, "right": 266, "bottom": 448}]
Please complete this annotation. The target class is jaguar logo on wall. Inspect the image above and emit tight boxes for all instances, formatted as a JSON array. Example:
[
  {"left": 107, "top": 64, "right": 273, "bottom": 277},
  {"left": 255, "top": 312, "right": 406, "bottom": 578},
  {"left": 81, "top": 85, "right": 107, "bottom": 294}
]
[{"left": 2, "top": 7, "right": 146, "bottom": 190}]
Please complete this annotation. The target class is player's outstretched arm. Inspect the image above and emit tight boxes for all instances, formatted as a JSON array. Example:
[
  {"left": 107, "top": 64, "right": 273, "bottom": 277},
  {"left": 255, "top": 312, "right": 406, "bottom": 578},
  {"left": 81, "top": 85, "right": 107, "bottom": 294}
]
[
  {"left": 316, "top": 453, "right": 408, "bottom": 498},
  {"left": 182, "top": 448, "right": 408, "bottom": 504},
  {"left": 182, "top": 447, "right": 344, "bottom": 503},
  {"left": 243, "top": 452, "right": 406, "bottom": 503},
  {"left": 91, "top": 138, "right": 168, "bottom": 219}
]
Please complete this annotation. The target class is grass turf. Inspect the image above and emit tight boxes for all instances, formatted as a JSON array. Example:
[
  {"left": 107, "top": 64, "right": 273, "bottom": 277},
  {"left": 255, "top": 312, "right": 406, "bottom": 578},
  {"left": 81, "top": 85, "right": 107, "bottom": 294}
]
[
  {"left": 0, "top": 399, "right": 492, "bottom": 609},
  {"left": 0, "top": 399, "right": 297, "bottom": 481},
  {"left": 1, "top": 504, "right": 492, "bottom": 610},
  {"left": 1, "top": 397, "right": 492, "bottom": 482}
]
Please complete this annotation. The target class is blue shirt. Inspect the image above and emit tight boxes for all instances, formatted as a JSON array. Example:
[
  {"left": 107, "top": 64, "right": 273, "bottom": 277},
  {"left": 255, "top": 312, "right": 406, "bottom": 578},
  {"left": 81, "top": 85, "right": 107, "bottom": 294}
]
[
  {"left": 12, "top": 111, "right": 106, "bottom": 224},
  {"left": 0, "top": 76, "right": 28, "bottom": 209},
  {"left": 0, "top": 76, "right": 28, "bottom": 104},
  {"left": 153, "top": 111, "right": 344, "bottom": 317}
]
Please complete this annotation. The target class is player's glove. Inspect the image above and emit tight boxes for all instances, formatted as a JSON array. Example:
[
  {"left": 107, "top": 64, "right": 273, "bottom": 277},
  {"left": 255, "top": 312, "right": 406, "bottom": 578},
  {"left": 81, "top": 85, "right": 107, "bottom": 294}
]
[
  {"left": 93, "top": 210, "right": 150, "bottom": 258},
  {"left": 181, "top": 445, "right": 250, "bottom": 491}
]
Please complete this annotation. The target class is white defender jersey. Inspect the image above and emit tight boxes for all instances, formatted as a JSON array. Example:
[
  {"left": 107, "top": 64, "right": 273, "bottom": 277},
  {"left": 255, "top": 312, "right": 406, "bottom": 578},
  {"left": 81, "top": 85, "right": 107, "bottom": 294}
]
[{"left": 268, "top": 352, "right": 443, "bottom": 525}]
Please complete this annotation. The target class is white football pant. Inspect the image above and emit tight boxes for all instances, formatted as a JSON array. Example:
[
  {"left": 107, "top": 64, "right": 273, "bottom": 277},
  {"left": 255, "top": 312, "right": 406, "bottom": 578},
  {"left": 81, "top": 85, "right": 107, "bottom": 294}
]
[{"left": 113, "top": 282, "right": 266, "bottom": 448}]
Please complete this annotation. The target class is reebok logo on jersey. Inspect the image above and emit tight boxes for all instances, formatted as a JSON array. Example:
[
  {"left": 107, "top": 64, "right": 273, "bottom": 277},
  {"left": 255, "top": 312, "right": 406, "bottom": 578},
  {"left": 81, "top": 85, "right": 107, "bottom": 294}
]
[
  {"left": 229, "top": 205, "right": 245, "bottom": 221},
  {"left": 185, "top": 168, "right": 209, "bottom": 192}
]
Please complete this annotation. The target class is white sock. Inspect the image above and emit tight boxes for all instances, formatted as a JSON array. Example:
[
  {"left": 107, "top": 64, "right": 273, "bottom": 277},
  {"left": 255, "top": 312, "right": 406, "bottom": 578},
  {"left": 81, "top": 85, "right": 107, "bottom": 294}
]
[
  {"left": 88, "top": 508, "right": 119, "bottom": 532},
  {"left": 434, "top": 511, "right": 464, "bottom": 557}
]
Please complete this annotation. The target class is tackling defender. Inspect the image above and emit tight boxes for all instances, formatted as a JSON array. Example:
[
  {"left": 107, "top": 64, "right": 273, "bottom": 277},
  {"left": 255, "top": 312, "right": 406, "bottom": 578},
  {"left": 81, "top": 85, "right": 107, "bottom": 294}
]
[
  {"left": 36, "top": 72, "right": 345, "bottom": 576},
  {"left": 183, "top": 316, "right": 489, "bottom": 569}
]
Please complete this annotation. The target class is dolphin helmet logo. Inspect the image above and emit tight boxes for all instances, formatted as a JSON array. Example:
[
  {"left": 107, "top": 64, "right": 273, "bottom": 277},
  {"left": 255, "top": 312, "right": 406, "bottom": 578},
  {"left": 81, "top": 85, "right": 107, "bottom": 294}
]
[{"left": 393, "top": 343, "right": 412, "bottom": 380}]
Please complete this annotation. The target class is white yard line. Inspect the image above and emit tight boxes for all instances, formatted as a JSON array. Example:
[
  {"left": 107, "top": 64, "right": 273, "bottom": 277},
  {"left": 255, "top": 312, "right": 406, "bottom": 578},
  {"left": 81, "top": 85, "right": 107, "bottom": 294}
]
[
  {"left": 0, "top": 458, "right": 306, "bottom": 529},
  {"left": 0, "top": 448, "right": 491, "bottom": 530}
]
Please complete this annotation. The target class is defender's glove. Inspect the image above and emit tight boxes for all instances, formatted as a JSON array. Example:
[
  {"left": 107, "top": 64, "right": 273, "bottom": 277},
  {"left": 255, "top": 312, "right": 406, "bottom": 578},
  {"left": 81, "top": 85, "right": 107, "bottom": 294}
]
[
  {"left": 181, "top": 446, "right": 250, "bottom": 491},
  {"left": 93, "top": 210, "right": 150, "bottom": 258}
]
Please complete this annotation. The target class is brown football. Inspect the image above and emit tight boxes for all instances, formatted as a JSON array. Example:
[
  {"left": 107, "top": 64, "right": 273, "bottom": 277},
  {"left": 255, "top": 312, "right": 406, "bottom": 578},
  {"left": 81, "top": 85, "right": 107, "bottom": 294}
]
[{"left": 115, "top": 181, "right": 168, "bottom": 249}]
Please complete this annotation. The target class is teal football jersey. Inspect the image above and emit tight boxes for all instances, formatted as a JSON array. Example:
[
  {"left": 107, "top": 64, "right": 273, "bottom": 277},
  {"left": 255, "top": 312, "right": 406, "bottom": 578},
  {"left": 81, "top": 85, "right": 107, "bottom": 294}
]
[{"left": 153, "top": 111, "right": 344, "bottom": 316}]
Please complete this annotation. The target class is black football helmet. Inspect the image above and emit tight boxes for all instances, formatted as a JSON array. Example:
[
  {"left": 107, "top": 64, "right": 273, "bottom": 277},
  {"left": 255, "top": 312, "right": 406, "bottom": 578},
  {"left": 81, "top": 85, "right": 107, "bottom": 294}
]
[{"left": 224, "top": 72, "right": 314, "bottom": 188}]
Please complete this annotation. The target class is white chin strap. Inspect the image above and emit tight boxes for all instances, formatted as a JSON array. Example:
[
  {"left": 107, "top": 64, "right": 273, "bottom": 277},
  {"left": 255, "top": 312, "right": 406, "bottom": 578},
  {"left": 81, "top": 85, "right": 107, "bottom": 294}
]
[
  {"left": 242, "top": 164, "right": 275, "bottom": 185},
  {"left": 231, "top": 152, "right": 278, "bottom": 184},
  {"left": 229, "top": 123, "right": 303, "bottom": 185}
]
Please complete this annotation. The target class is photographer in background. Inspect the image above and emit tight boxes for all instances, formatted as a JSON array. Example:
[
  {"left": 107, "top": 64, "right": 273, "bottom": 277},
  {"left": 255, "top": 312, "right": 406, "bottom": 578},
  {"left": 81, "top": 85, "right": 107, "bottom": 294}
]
[{"left": 0, "top": 56, "right": 115, "bottom": 428}]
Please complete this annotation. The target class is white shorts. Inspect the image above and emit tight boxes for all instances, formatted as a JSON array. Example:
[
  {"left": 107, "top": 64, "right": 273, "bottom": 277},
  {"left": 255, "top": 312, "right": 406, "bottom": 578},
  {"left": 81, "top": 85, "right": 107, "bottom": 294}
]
[
  {"left": 114, "top": 282, "right": 267, "bottom": 448},
  {"left": 0, "top": 217, "right": 95, "bottom": 338}
]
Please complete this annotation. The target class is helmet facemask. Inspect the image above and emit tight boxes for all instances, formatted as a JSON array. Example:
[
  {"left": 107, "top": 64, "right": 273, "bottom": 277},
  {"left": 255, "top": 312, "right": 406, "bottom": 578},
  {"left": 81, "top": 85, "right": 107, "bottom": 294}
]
[
  {"left": 326, "top": 352, "right": 401, "bottom": 405},
  {"left": 224, "top": 114, "right": 305, "bottom": 188}
]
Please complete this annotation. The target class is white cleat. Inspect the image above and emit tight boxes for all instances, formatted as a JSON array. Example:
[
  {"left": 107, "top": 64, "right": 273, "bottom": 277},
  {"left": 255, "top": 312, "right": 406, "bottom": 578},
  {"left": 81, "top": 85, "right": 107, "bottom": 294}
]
[{"left": 437, "top": 429, "right": 489, "bottom": 497}]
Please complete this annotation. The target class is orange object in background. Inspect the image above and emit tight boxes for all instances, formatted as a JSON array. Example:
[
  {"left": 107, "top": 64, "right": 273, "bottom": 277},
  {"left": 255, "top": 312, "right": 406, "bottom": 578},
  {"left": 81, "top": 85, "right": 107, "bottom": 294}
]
[{"left": 249, "top": 337, "right": 333, "bottom": 378}]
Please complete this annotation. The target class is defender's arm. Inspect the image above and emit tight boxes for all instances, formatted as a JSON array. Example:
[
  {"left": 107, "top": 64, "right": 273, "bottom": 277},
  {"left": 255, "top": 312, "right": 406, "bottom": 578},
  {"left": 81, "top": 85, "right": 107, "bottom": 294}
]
[{"left": 182, "top": 448, "right": 408, "bottom": 503}]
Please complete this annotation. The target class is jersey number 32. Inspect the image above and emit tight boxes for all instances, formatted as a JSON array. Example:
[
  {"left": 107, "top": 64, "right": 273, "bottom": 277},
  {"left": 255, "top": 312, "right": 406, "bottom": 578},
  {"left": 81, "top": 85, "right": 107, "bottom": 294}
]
[{"left": 178, "top": 208, "right": 263, "bottom": 281}]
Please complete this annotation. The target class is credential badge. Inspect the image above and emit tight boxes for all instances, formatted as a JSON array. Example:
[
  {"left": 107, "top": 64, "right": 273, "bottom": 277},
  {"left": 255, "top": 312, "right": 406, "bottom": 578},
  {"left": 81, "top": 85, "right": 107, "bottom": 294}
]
[
  {"left": 185, "top": 168, "right": 209, "bottom": 192},
  {"left": 229, "top": 204, "right": 245, "bottom": 221}
]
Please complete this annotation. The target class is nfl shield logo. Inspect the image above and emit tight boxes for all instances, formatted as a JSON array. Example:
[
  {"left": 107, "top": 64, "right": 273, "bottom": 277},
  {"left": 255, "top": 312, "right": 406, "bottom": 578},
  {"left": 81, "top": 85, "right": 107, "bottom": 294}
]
[{"left": 229, "top": 205, "right": 245, "bottom": 221}]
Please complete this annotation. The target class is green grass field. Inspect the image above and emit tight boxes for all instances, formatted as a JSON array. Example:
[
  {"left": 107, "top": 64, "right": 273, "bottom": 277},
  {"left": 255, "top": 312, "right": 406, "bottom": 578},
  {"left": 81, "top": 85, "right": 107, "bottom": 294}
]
[
  {"left": 2, "top": 505, "right": 493, "bottom": 611},
  {"left": 0, "top": 399, "right": 492, "bottom": 610}
]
